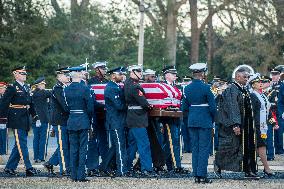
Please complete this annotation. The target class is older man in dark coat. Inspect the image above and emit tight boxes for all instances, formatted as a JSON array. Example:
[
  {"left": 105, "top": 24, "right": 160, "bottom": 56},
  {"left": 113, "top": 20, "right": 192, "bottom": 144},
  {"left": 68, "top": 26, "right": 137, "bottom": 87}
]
[{"left": 215, "top": 67, "right": 258, "bottom": 179}]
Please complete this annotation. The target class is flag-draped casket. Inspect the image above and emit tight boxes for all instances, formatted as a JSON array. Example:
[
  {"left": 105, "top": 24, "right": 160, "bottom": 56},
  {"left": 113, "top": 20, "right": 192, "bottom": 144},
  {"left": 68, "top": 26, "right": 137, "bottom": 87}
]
[{"left": 91, "top": 83, "right": 182, "bottom": 109}]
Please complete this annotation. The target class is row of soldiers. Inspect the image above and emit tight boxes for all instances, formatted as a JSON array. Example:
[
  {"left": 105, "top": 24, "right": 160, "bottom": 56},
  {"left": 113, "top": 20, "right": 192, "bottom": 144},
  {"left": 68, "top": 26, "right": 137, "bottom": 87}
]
[
  {"left": 0, "top": 63, "right": 284, "bottom": 183},
  {"left": 0, "top": 63, "right": 190, "bottom": 182}
]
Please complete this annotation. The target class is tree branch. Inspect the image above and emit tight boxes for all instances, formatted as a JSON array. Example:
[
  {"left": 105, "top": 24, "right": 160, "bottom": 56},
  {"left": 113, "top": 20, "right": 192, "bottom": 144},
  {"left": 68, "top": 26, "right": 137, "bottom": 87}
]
[
  {"left": 51, "top": 0, "right": 62, "bottom": 15},
  {"left": 156, "top": 0, "right": 166, "bottom": 17},
  {"left": 175, "top": 0, "right": 187, "bottom": 12}
]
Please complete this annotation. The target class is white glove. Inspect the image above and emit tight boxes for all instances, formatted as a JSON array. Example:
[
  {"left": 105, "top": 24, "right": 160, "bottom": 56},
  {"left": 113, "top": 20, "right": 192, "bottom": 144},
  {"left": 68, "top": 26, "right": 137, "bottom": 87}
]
[{"left": 282, "top": 112, "right": 284, "bottom": 119}]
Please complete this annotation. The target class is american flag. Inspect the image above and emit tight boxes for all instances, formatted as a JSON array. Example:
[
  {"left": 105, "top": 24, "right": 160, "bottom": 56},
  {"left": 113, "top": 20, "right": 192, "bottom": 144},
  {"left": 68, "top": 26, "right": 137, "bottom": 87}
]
[{"left": 91, "top": 83, "right": 182, "bottom": 109}]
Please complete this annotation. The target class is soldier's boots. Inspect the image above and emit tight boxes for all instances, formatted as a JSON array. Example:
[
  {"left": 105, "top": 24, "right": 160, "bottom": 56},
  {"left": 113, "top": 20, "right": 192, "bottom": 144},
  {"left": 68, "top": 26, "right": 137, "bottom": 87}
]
[
  {"left": 140, "top": 170, "right": 158, "bottom": 178},
  {"left": 194, "top": 176, "right": 212, "bottom": 184},
  {"left": 4, "top": 168, "right": 18, "bottom": 176},
  {"left": 43, "top": 162, "right": 56, "bottom": 176},
  {"left": 26, "top": 167, "right": 41, "bottom": 177}
]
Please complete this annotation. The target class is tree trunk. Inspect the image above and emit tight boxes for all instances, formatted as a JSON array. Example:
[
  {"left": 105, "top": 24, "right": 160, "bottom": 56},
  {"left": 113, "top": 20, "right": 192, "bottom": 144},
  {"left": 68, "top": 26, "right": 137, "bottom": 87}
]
[
  {"left": 190, "top": 0, "right": 199, "bottom": 64},
  {"left": 207, "top": 0, "right": 213, "bottom": 74},
  {"left": 273, "top": 0, "right": 284, "bottom": 31},
  {"left": 166, "top": 0, "right": 177, "bottom": 66}
]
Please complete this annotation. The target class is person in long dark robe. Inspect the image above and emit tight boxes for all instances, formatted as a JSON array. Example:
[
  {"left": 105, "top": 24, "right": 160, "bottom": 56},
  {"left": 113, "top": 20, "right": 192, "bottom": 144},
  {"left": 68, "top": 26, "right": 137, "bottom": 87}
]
[{"left": 215, "top": 68, "right": 258, "bottom": 178}]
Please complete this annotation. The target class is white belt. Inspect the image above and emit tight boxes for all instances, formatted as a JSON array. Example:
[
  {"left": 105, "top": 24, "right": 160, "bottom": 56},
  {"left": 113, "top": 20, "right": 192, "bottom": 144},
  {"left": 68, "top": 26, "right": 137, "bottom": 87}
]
[
  {"left": 191, "top": 104, "right": 209, "bottom": 107},
  {"left": 70, "top": 110, "right": 84, "bottom": 113},
  {"left": 128, "top": 106, "right": 143, "bottom": 110}
]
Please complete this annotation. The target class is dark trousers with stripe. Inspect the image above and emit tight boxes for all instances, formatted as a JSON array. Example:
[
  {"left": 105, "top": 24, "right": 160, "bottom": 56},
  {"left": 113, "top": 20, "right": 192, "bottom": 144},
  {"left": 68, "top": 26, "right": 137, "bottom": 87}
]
[
  {"left": 163, "top": 119, "right": 182, "bottom": 170},
  {"left": 48, "top": 125, "right": 70, "bottom": 174},
  {"left": 267, "top": 124, "right": 275, "bottom": 159},
  {"left": 0, "top": 128, "right": 7, "bottom": 155},
  {"left": 274, "top": 119, "right": 284, "bottom": 154},
  {"left": 32, "top": 122, "right": 48, "bottom": 161},
  {"left": 86, "top": 121, "right": 109, "bottom": 171},
  {"left": 69, "top": 129, "right": 88, "bottom": 181},
  {"left": 5, "top": 129, "right": 32, "bottom": 170},
  {"left": 100, "top": 128, "right": 128, "bottom": 174}
]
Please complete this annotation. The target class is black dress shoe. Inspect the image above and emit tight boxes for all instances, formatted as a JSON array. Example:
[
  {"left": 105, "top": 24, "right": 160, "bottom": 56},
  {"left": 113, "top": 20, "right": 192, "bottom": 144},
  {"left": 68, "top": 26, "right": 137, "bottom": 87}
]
[
  {"left": 194, "top": 177, "right": 200, "bottom": 183},
  {"left": 244, "top": 172, "right": 260, "bottom": 179},
  {"left": 78, "top": 178, "right": 90, "bottom": 182},
  {"left": 267, "top": 157, "right": 274, "bottom": 161},
  {"left": 141, "top": 170, "right": 157, "bottom": 177},
  {"left": 87, "top": 169, "right": 100, "bottom": 177},
  {"left": 199, "top": 177, "right": 212, "bottom": 184},
  {"left": 26, "top": 168, "right": 40, "bottom": 176},
  {"left": 4, "top": 168, "right": 17, "bottom": 176},
  {"left": 43, "top": 162, "right": 56, "bottom": 176},
  {"left": 174, "top": 167, "right": 190, "bottom": 174},
  {"left": 263, "top": 170, "right": 276, "bottom": 177}
]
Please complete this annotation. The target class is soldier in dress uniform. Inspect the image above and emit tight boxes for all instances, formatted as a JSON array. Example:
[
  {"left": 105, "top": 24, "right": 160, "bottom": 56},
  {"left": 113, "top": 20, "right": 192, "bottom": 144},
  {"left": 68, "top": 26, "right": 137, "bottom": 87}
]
[
  {"left": 133, "top": 69, "right": 166, "bottom": 173},
  {"left": 262, "top": 74, "right": 279, "bottom": 161},
  {"left": 63, "top": 68, "right": 94, "bottom": 182},
  {"left": 31, "top": 77, "right": 51, "bottom": 163},
  {"left": 268, "top": 68, "right": 284, "bottom": 155},
  {"left": 124, "top": 65, "right": 155, "bottom": 176},
  {"left": 86, "top": 61, "right": 109, "bottom": 176},
  {"left": 0, "top": 66, "right": 40, "bottom": 176},
  {"left": 100, "top": 67, "right": 128, "bottom": 176},
  {"left": 0, "top": 82, "right": 8, "bottom": 164},
  {"left": 182, "top": 63, "right": 216, "bottom": 183},
  {"left": 277, "top": 68, "right": 284, "bottom": 156},
  {"left": 43, "top": 67, "right": 70, "bottom": 176},
  {"left": 160, "top": 66, "right": 187, "bottom": 174}
]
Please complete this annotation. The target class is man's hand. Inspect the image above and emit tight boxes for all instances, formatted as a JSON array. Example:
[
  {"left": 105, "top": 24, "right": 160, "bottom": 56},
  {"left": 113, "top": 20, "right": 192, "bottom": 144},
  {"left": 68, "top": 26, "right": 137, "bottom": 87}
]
[
  {"left": 274, "top": 125, "right": 279, "bottom": 130},
  {"left": 233, "top": 125, "right": 241, "bottom": 135}
]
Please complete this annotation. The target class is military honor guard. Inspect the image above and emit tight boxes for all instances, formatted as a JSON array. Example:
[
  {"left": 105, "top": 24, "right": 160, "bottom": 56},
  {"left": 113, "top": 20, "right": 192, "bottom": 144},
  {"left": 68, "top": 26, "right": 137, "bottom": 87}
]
[
  {"left": 262, "top": 74, "right": 278, "bottom": 161},
  {"left": 0, "top": 66, "right": 40, "bottom": 176},
  {"left": 44, "top": 67, "right": 70, "bottom": 176},
  {"left": 63, "top": 68, "right": 94, "bottom": 182},
  {"left": 100, "top": 66, "right": 128, "bottom": 176},
  {"left": 31, "top": 77, "right": 51, "bottom": 163},
  {"left": 0, "top": 82, "right": 8, "bottom": 163},
  {"left": 86, "top": 61, "right": 109, "bottom": 176},
  {"left": 160, "top": 66, "right": 186, "bottom": 173},
  {"left": 182, "top": 63, "right": 216, "bottom": 183},
  {"left": 124, "top": 65, "right": 155, "bottom": 176}
]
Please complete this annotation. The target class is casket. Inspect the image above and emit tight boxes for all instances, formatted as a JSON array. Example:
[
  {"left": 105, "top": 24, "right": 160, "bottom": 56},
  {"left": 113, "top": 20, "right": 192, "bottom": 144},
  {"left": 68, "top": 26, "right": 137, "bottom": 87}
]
[{"left": 91, "top": 83, "right": 182, "bottom": 109}]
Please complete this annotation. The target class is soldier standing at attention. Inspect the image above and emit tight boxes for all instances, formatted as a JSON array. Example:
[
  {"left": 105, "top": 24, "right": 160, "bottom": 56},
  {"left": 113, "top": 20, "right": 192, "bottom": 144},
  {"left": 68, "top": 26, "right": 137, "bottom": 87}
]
[
  {"left": 31, "top": 77, "right": 51, "bottom": 163},
  {"left": 43, "top": 67, "right": 70, "bottom": 176},
  {"left": 0, "top": 66, "right": 40, "bottom": 176},
  {"left": 182, "top": 63, "right": 216, "bottom": 183},
  {"left": 125, "top": 65, "right": 155, "bottom": 176},
  {"left": 63, "top": 68, "right": 94, "bottom": 182}
]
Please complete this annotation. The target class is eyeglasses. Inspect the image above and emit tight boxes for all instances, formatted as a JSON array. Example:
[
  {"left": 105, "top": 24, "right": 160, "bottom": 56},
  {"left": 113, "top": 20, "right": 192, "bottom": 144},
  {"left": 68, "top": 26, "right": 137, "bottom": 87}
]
[{"left": 18, "top": 72, "right": 27, "bottom": 75}]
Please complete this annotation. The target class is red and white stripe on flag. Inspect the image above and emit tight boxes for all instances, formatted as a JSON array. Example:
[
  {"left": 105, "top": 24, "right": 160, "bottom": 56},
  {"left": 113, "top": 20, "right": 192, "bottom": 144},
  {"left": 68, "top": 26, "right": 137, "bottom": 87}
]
[{"left": 91, "top": 83, "right": 182, "bottom": 108}]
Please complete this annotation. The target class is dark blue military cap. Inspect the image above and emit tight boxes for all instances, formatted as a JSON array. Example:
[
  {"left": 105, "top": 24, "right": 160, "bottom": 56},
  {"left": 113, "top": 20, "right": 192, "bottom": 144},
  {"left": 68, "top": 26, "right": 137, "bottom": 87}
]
[
  {"left": 56, "top": 67, "right": 70, "bottom": 74},
  {"left": 107, "top": 66, "right": 125, "bottom": 74},
  {"left": 162, "top": 65, "right": 177, "bottom": 74},
  {"left": 12, "top": 66, "right": 27, "bottom": 74},
  {"left": 33, "top": 77, "right": 46, "bottom": 85}
]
